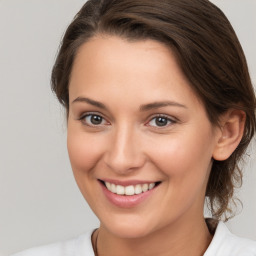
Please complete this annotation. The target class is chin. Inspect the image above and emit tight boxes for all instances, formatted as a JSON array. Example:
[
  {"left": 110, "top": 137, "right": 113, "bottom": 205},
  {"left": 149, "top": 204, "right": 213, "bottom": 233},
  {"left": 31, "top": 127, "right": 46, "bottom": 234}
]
[
  {"left": 99, "top": 213, "right": 159, "bottom": 239},
  {"left": 107, "top": 224, "right": 153, "bottom": 239}
]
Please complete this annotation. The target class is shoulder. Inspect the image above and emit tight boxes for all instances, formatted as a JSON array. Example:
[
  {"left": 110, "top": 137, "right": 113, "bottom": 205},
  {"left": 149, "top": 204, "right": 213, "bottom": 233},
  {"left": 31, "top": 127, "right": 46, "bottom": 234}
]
[
  {"left": 205, "top": 221, "right": 256, "bottom": 256},
  {"left": 10, "top": 230, "right": 95, "bottom": 256}
]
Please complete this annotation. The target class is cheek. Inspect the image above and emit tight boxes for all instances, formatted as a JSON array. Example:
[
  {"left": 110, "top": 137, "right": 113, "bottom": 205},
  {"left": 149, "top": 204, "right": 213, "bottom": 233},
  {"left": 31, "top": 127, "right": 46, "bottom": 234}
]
[
  {"left": 147, "top": 133, "right": 214, "bottom": 219},
  {"left": 149, "top": 130, "right": 214, "bottom": 190},
  {"left": 67, "top": 127, "right": 105, "bottom": 178},
  {"left": 67, "top": 127, "right": 107, "bottom": 209}
]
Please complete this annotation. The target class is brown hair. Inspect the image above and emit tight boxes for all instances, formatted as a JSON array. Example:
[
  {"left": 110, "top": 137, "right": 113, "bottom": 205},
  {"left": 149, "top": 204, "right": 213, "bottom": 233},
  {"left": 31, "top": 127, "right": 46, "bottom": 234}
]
[{"left": 51, "top": 0, "right": 256, "bottom": 220}]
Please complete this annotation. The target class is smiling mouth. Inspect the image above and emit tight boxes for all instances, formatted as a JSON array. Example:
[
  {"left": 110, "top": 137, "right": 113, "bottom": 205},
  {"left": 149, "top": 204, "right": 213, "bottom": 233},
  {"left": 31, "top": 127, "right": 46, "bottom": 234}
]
[{"left": 100, "top": 180, "right": 161, "bottom": 196}]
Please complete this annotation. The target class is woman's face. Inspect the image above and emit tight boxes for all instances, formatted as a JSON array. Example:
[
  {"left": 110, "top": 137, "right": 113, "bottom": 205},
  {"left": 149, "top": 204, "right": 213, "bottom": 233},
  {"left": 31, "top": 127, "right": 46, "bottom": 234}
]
[{"left": 67, "top": 35, "right": 220, "bottom": 238}]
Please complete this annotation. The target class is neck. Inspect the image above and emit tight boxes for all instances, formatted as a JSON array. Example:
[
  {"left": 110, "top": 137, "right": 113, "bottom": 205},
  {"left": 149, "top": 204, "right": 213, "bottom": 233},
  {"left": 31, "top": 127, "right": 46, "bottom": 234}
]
[{"left": 94, "top": 217, "right": 212, "bottom": 256}]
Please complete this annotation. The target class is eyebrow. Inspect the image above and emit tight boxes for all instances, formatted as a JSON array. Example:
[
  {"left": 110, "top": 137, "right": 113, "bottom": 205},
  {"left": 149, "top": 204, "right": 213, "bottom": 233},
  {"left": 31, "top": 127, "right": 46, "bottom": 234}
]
[
  {"left": 139, "top": 101, "right": 187, "bottom": 111},
  {"left": 72, "top": 97, "right": 187, "bottom": 111},
  {"left": 72, "top": 97, "right": 108, "bottom": 110}
]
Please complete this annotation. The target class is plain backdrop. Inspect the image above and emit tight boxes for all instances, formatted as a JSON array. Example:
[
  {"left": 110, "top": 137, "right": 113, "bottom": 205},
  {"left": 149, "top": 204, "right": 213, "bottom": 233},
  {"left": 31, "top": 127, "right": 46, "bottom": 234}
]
[{"left": 0, "top": 0, "right": 255, "bottom": 255}]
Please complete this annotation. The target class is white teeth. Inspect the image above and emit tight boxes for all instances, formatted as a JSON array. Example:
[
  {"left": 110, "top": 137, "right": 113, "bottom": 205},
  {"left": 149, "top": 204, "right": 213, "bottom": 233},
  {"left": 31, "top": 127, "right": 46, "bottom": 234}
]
[
  {"left": 149, "top": 183, "right": 155, "bottom": 190},
  {"left": 104, "top": 182, "right": 157, "bottom": 195},
  {"left": 116, "top": 185, "right": 125, "bottom": 195},
  {"left": 135, "top": 184, "right": 142, "bottom": 194},
  {"left": 111, "top": 183, "right": 116, "bottom": 193},
  {"left": 142, "top": 183, "right": 149, "bottom": 192},
  {"left": 125, "top": 185, "right": 135, "bottom": 196},
  {"left": 105, "top": 182, "right": 111, "bottom": 190}
]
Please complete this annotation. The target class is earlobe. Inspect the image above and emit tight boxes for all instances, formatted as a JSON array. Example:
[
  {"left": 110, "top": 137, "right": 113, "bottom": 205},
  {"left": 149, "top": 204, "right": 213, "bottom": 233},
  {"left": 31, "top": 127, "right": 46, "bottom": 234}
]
[{"left": 212, "top": 109, "right": 246, "bottom": 161}]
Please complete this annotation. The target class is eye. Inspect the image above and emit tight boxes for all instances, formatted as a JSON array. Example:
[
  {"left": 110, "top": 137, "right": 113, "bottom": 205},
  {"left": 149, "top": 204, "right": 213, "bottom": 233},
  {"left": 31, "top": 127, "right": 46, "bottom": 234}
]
[
  {"left": 79, "top": 113, "right": 109, "bottom": 126},
  {"left": 147, "top": 115, "right": 175, "bottom": 127}
]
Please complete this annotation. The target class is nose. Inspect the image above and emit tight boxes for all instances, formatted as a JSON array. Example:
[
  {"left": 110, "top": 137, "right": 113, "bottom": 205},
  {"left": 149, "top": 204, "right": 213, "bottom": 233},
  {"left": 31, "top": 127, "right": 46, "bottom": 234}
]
[{"left": 103, "top": 125, "right": 146, "bottom": 175}]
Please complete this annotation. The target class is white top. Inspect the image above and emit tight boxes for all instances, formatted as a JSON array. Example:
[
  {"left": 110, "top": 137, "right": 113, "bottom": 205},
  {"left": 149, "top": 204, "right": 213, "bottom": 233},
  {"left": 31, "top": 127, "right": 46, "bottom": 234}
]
[{"left": 11, "top": 222, "right": 256, "bottom": 256}]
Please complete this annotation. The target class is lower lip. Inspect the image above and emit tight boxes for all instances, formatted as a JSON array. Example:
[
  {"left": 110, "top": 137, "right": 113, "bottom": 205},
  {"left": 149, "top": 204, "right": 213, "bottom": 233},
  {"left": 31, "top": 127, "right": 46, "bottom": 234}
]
[{"left": 100, "top": 182, "right": 158, "bottom": 208}]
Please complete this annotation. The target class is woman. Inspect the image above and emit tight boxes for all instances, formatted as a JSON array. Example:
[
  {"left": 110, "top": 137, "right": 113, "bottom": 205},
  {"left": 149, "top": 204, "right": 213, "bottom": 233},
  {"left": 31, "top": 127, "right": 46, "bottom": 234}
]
[{"left": 12, "top": 0, "right": 256, "bottom": 255}]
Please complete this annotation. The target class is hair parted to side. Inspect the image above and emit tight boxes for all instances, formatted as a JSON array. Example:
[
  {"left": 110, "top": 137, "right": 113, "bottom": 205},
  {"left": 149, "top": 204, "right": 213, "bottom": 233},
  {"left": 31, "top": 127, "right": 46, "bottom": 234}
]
[{"left": 51, "top": 0, "right": 256, "bottom": 220}]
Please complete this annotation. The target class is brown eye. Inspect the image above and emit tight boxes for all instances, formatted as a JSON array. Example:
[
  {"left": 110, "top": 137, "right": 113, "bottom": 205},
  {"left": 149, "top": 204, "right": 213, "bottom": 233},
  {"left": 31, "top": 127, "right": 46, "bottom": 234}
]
[
  {"left": 89, "top": 115, "right": 103, "bottom": 125},
  {"left": 81, "top": 114, "right": 108, "bottom": 126},
  {"left": 148, "top": 115, "right": 174, "bottom": 127},
  {"left": 155, "top": 117, "right": 168, "bottom": 126}
]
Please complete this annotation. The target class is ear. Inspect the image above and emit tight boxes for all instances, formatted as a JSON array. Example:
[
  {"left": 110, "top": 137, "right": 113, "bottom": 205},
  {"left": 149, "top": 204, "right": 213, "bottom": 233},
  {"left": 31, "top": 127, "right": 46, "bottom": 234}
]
[{"left": 212, "top": 109, "right": 246, "bottom": 161}]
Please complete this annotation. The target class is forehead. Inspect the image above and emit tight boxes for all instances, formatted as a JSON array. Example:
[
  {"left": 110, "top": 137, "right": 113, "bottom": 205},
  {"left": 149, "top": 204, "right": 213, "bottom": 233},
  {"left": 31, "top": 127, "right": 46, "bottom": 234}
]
[
  {"left": 71, "top": 35, "right": 177, "bottom": 82},
  {"left": 69, "top": 35, "right": 201, "bottom": 109}
]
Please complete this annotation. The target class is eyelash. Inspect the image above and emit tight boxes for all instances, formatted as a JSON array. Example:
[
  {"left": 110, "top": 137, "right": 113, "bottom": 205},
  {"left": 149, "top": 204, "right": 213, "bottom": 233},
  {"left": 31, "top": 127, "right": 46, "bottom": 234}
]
[{"left": 78, "top": 113, "right": 177, "bottom": 128}]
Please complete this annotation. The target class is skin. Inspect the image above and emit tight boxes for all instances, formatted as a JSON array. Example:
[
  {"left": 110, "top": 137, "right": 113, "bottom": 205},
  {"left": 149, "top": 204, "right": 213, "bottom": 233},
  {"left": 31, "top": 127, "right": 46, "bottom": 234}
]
[{"left": 67, "top": 35, "right": 242, "bottom": 256}]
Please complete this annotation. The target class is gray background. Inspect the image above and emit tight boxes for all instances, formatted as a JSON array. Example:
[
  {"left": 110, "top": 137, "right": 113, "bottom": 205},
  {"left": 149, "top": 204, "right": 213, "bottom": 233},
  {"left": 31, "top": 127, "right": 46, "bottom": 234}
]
[{"left": 0, "top": 0, "right": 255, "bottom": 255}]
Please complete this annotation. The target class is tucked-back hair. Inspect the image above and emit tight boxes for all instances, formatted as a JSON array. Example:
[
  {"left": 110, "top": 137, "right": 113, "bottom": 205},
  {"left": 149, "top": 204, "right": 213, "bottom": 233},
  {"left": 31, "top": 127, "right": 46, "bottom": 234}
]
[{"left": 51, "top": 0, "right": 256, "bottom": 220}]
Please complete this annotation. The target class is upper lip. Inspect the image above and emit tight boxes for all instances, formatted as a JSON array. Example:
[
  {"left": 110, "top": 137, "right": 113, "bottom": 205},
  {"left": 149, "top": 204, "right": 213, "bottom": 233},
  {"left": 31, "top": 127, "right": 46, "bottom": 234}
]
[{"left": 99, "top": 179, "right": 160, "bottom": 186}]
